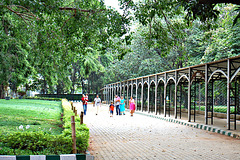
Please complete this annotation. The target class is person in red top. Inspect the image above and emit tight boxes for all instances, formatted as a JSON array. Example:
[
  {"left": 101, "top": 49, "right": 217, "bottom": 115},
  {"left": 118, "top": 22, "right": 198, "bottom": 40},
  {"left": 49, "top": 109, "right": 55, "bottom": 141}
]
[
  {"left": 82, "top": 94, "right": 88, "bottom": 115},
  {"left": 109, "top": 102, "right": 114, "bottom": 117}
]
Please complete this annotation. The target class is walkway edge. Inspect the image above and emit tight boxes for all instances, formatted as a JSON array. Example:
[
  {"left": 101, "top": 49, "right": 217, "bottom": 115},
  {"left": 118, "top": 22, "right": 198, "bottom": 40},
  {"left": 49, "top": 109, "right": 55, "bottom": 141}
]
[
  {"left": 135, "top": 111, "right": 240, "bottom": 140},
  {"left": 0, "top": 154, "right": 94, "bottom": 160}
]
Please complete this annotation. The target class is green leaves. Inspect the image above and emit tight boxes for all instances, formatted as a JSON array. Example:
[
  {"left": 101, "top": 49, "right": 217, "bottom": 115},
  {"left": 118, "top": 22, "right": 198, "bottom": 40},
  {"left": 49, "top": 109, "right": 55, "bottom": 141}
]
[{"left": 1, "top": 0, "right": 132, "bottom": 94}]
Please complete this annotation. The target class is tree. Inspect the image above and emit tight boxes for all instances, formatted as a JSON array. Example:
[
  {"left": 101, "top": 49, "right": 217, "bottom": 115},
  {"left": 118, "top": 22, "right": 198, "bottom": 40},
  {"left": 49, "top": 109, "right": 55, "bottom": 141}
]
[{"left": 0, "top": 0, "right": 131, "bottom": 97}]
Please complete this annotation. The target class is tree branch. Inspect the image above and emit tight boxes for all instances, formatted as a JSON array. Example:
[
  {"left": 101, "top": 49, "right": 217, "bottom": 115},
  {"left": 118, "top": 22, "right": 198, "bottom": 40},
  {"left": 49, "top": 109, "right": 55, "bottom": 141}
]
[
  {"left": 5, "top": 6, "right": 29, "bottom": 25},
  {"left": 59, "top": 7, "right": 104, "bottom": 13}
]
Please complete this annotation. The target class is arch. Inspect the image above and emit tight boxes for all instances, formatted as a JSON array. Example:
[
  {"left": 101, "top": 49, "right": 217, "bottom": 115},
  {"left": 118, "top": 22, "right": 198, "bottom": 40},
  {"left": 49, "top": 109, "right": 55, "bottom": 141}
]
[
  {"left": 137, "top": 83, "right": 142, "bottom": 111},
  {"left": 166, "top": 77, "right": 176, "bottom": 86},
  {"left": 165, "top": 78, "right": 175, "bottom": 117},
  {"left": 138, "top": 82, "right": 143, "bottom": 88},
  {"left": 132, "top": 83, "right": 137, "bottom": 99},
  {"left": 158, "top": 78, "right": 165, "bottom": 85},
  {"left": 149, "top": 81, "right": 156, "bottom": 113},
  {"left": 143, "top": 83, "right": 148, "bottom": 112},
  {"left": 144, "top": 81, "right": 149, "bottom": 85},
  {"left": 177, "top": 75, "right": 190, "bottom": 85},
  {"left": 150, "top": 80, "right": 156, "bottom": 86},
  {"left": 157, "top": 80, "right": 164, "bottom": 115},
  {"left": 230, "top": 67, "right": 240, "bottom": 83},
  {"left": 208, "top": 70, "right": 228, "bottom": 83},
  {"left": 128, "top": 84, "right": 132, "bottom": 98},
  {"left": 191, "top": 71, "right": 205, "bottom": 84}
]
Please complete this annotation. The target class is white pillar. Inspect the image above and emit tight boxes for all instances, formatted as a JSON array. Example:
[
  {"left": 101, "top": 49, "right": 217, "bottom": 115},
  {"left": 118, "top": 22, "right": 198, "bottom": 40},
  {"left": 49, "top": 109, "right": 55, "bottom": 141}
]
[
  {"left": 148, "top": 77, "right": 150, "bottom": 113},
  {"left": 155, "top": 75, "right": 158, "bottom": 115}
]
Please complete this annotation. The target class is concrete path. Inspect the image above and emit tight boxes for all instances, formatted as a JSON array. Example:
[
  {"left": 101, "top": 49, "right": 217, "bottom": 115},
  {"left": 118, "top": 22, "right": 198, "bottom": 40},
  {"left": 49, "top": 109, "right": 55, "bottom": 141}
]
[{"left": 74, "top": 103, "right": 240, "bottom": 160}]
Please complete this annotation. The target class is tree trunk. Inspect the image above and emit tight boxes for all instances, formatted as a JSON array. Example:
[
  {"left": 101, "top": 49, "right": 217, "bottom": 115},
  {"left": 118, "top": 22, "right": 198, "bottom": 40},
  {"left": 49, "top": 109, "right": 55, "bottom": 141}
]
[{"left": 0, "top": 84, "right": 5, "bottom": 99}]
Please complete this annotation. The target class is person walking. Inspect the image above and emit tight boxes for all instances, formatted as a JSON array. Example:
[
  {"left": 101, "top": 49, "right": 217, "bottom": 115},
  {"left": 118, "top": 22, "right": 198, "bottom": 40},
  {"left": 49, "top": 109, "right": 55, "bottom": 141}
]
[
  {"left": 114, "top": 95, "right": 121, "bottom": 115},
  {"left": 129, "top": 97, "right": 136, "bottom": 117},
  {"left": 81, "top": 94, "right": 88, "bottom": 115},
  {"left": 94, "top": 94, "right": 101, "bottom": 115},
  {"left": 109, "top": 102, "right": 114, "bottom": 117},
  {"left": 120, "top": 96, "right": 126, "bottom": 115}
]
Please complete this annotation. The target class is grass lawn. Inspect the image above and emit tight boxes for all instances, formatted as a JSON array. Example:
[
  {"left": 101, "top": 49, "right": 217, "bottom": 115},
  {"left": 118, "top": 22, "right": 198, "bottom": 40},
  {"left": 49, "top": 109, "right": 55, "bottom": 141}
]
[{"left": 0, "top": 99, "right": 63, "bottom": 135}]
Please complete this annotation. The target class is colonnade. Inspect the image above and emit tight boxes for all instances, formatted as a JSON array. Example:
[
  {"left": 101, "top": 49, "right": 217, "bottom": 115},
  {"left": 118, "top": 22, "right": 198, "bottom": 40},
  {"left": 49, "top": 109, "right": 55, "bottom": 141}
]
[{"left": 103, "top": 56, "right": 240, "bottom": 130}]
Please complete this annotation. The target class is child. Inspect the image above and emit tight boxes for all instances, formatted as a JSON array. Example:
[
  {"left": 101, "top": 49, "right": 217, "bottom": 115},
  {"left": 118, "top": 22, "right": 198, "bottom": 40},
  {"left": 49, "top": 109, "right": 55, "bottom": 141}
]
[{"left": 109, "top": 102, "right": 114, "bottom": 117}]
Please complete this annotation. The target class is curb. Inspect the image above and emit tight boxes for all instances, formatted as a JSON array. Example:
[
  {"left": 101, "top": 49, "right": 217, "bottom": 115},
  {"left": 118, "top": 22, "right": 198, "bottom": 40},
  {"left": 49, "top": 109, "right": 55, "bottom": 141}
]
[
  {"left": 0, "top": 154, "right": 94, "bottom": 160},
  {"left": 135, "top": 111, "right": 240, "bottom": 140}
]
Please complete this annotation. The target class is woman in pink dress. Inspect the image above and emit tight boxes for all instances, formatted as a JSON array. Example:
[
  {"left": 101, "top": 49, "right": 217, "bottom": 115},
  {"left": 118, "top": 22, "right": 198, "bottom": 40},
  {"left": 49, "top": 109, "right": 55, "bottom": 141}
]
[{"left": 129, "top": 97, "right": 135, "bottom": 117}]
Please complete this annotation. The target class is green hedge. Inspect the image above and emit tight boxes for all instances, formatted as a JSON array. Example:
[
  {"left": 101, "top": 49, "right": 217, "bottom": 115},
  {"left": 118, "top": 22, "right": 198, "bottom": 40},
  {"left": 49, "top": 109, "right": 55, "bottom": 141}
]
[
  {"left": 195, "top": 106, "right": 235, "bottom": 113},
  {"left": 24, "top": 96, "right": 62, "bottom": 101},
  {"left": 0, "top": 99, "right": 89, "bottom": 155},
  {"left": 0, "top": 132, "right": 72, "bottom": 155}
]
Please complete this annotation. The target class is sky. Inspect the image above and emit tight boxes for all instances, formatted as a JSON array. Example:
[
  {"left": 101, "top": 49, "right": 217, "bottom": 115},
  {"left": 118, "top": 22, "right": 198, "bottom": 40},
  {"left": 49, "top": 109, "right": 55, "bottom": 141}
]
[{"left": 104, "top": 0, "right": 120, "bottom": 10}]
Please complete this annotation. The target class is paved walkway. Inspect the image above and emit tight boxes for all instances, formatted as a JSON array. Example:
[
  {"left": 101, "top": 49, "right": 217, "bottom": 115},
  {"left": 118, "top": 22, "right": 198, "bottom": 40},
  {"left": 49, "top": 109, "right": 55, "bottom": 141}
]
[{"left": 74, "top": 103, "right": 240, "bottom": 160}]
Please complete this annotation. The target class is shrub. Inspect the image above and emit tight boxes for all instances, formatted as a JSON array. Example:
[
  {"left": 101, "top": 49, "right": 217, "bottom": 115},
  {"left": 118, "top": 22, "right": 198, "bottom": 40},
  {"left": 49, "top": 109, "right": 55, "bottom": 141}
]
[{"left": 0, "top": 132, "right": 72, "bottom": 154}]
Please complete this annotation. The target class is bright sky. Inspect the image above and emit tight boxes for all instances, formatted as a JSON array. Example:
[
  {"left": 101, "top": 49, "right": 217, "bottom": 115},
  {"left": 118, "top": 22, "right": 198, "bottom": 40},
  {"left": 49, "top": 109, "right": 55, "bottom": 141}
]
[{"left": 104, "top": 0, "right": 120, "bottom": 10}]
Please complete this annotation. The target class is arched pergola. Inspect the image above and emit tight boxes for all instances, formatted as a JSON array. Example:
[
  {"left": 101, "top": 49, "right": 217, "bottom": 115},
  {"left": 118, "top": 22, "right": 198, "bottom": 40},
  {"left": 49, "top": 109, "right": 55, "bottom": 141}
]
[{"left": 105, "top": 56, "right": 240, "bottom": 130}]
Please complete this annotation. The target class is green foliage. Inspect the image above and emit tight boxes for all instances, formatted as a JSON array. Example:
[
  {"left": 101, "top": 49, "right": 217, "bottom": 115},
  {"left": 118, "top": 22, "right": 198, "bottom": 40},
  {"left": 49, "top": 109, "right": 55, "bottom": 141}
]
[
  {"left": 196, "top": 106, "right": 235, "bottom": 113},
  {"left": 0, "top": 0, "right": 131, "bottom": 96},
  {"left": 0, "top": 131, "right": 72, "bottom": 154},
  {"left": 24, "top": 96, "right": 62, "bottom": 101},
  {"left": 0, "top": 99, "right": 89, "bottom": 155},
  {"left": 61, "top": 99, "right": 89, "bottom": 152}
]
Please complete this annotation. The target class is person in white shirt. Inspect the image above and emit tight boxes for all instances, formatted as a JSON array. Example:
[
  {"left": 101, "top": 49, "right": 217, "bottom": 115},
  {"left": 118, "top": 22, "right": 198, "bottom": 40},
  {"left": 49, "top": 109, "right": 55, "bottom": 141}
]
[
  {"left": 114, "top": 95, "right": 121, "bottom": 115},
  {"left": 94, "top": 94, "right": 101, "bottom": 115}
]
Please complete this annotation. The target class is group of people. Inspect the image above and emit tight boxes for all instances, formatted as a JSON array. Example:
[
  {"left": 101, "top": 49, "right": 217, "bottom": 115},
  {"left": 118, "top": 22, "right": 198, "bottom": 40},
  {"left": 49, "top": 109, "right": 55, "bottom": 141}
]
[
  {"left": 82, "top": 94, "right": 102, "bottom": 115},
  {"left": 109, "top": 95, "right": 135, "bottom": 117},
  {"left": 81, "top": 94, "right": 136, "bottom": 117}
]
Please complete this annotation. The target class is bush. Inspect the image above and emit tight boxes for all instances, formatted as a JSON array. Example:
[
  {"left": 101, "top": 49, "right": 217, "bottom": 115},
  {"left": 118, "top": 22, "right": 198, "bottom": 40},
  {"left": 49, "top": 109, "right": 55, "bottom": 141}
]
[
  {"left": 0, "top": 131, "right": 72, "bottom": 154},
  {"left": 18, "top": 91, "right": 26, "bottom": 96},
  {"left": 195, "top": 106, "right": 235, "bottom": 113},
  {"left": 24, "top": 96, "right": 62, "bottom": 101},
  {"left": 0, "top": 99, "right": 89, "bottom": 155}
]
